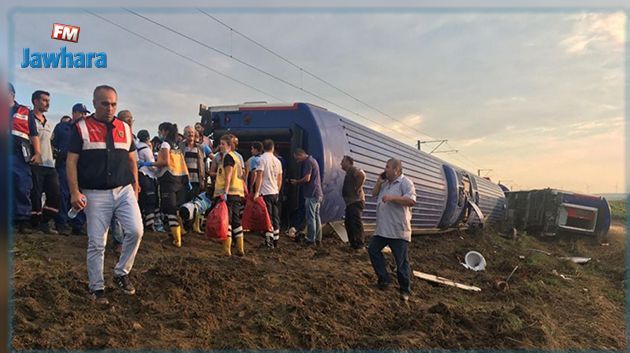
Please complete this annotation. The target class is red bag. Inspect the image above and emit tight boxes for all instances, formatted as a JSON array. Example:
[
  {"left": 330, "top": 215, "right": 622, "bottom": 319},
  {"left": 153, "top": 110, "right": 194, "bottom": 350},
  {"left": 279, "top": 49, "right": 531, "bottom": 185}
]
[
  {"left": 205, "top": 198, "right": 229, "bottom": 241},
  {"left": 242, "top": 194, "right": 273, "bottom": 233}
]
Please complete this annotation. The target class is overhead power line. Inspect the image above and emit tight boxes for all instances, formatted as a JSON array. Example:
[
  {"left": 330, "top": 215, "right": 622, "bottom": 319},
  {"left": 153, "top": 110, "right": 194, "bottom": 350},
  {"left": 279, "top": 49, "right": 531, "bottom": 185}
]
[
  {"left": 82, "top": 9, "right": 284, "bottom": 102},
  {"left": 199, "top": 10, "right": 493, "bottom": 173},
  {"left": 88, "top": 8, "right": 489, "bottom": 176},
  {"left": 197, "top": 8, "right": 434, "bottom": 140},
  {"left": 123, "top": 8, "right": 424, "bottom": 142}
]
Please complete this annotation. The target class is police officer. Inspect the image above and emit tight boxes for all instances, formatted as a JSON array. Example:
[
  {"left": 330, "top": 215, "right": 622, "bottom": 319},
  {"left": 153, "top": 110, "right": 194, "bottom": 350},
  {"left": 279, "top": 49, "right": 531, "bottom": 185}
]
[
  {"left": 67, "top": 85, "right": 143, "bottom": 305},
  {"left": 8, "top": 83, "right": 41, "bottom": 233},
  {"left": 52, "top": 103, "right": 90, "bottom": 235}
]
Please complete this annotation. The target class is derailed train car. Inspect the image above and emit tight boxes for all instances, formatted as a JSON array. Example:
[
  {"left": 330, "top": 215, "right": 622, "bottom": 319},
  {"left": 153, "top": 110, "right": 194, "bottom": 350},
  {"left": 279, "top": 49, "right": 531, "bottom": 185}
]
[
  {"left": 504, "top": 188, "right": 611, "bottom": 239},
  {"left": 199, "top": 102, "right": 506, "bottom": 234}
]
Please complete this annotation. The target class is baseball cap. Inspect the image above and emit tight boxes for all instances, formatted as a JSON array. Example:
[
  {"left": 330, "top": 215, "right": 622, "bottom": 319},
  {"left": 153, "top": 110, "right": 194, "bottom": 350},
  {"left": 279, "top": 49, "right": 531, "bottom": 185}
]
[{"left": 72, "top": 103, "right": 90, "bottom": 113}]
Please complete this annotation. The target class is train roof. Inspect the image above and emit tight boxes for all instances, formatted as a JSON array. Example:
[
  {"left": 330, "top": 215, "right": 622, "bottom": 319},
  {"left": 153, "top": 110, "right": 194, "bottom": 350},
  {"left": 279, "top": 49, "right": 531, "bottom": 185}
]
[{"left": 199, "top": 102, "right": 328, "bottom": 114}]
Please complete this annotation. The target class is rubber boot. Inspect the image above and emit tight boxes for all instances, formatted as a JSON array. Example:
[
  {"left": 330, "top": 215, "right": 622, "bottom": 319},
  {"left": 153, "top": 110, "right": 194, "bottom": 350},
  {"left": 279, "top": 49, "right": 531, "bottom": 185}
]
[
  {"left": 192, "top": 213, "right": 203, "bottom": 234},
  {"left": 177, "top": 215, "right": 187, "bottom": 235},
  {"left": 222, "top": 237, "right": 232, "bottom": 256},
  {"left": 236, "top": 237, "right": 245, "bottom": 256},
  {"left": 170, "top": 226, "right": 182, "bottom": 248}
]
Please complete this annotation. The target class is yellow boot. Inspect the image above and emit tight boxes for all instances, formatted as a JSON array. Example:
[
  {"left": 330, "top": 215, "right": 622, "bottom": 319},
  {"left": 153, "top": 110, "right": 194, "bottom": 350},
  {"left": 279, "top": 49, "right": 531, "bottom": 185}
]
[
  {"left": 177, "top": 215, "right": 187, "bottom": 235},
  {"left": 192, "top": 213, "right": 203, "bottom": 234},
  {"left": 222, "top": 237, "right": 232, "bottom": 256},
  {"left": 170, "top": 226, "right": 182, "bottom": 248},
  {"left": 236, "top": 236, "right": 245, "bottom": 257}
]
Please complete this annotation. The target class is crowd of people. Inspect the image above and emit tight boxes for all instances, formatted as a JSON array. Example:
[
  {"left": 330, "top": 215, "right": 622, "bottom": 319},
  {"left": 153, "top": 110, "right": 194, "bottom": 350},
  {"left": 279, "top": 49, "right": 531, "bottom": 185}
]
[{"left": 9, "top": 82, "right": 417, "bottom": 304}]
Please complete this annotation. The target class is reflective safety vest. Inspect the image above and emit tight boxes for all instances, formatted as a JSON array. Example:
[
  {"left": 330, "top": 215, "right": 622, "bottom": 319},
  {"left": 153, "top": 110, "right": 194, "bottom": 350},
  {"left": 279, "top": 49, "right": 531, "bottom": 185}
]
[
  {"left": 214, "top": 151, "right": 245, "bottom": 197},
  {"left": 156, "top": 142, "right": 189, "bottom": 189},
  {"left": 11, "top": 104, "right": 31, "bottom": 140},
  {"left": 74, "top": 115, "right": 136, "bottom": 190},
  {"left": 76, "top": 115, "right": 133, "bottom": 151}
]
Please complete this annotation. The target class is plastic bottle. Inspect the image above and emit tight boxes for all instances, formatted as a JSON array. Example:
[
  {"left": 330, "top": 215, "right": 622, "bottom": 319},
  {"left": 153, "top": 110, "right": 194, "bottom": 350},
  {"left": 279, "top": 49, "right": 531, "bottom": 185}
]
[{"left": 68, "top": 196, "right": 87, "bottom": 219}]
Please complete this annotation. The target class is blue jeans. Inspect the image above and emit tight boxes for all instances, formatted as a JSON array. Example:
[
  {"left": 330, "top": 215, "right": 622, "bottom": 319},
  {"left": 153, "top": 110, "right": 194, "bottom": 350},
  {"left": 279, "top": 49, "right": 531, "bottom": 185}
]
[
  {"left": 110, "top": 215, "right": 124, "bottom": 245},
  {"left": 84, "top": 185, "right": 143, "bottom": 291},
  {"left": 305, "top": 197, "right": 322, "bottom": 243},
  {"left": 368, "top": 235, "right": 411, "bottom": 294}
]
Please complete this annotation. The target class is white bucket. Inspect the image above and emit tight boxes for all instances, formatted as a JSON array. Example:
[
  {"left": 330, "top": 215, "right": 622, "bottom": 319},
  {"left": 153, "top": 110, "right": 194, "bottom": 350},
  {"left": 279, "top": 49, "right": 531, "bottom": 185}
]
[{"left": 464, "top": 251, "right": 487, "bottom": 271}]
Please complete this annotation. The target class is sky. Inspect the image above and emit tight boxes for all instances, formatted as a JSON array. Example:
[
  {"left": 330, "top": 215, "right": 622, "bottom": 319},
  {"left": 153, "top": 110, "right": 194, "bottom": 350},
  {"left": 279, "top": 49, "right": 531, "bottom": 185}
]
[{"left": 2, "top": 2, "right": 626, "bottom": 194}]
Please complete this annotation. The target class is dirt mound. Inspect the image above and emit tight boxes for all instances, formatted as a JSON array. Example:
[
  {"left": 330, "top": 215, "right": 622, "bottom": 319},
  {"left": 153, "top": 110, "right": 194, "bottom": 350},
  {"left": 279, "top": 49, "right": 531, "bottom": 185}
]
[{"left": 11, "top": 223, "right": 626, "bottom": 349}]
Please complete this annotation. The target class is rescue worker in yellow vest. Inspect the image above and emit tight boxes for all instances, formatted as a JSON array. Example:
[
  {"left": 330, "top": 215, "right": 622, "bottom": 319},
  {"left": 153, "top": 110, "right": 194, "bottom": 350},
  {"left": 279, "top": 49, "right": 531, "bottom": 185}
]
[
  {"left": 152, "top": 122, "right": 190, "bottom": 247},
  {"left": 213, "top": 134, "right": 246, "bottom": 256}
]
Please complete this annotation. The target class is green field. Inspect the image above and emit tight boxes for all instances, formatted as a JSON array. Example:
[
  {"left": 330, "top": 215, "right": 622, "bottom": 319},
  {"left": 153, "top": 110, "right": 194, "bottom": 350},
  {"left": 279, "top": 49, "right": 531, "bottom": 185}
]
[{"left": 609, "top": 200, "right": 627, "bottom": 222}]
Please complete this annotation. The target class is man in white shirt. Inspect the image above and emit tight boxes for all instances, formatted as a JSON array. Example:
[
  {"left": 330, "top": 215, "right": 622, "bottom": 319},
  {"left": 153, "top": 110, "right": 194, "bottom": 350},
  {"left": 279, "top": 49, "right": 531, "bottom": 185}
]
[
  {"left": 253, "top": 139, "right": 283, "bottom": 248},
  {"left": 29, "top": 90, "right": 61, "bottom": 234}
]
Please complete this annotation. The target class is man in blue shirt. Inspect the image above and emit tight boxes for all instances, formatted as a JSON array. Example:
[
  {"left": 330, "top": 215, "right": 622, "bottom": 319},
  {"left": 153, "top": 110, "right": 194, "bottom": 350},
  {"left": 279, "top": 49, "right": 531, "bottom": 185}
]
[
  {"left": 52, "top": 103, "right": 89, "bottom": 235},
  {"left": 289, "top": 149, "right": 323, "bottom": 246}
]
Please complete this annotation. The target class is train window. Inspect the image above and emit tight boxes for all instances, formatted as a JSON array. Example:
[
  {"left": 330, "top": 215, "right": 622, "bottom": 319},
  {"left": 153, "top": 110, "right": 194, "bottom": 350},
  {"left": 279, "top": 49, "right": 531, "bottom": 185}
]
[{"left": 558, "top": 203, "right": 598, "bottom": 233}]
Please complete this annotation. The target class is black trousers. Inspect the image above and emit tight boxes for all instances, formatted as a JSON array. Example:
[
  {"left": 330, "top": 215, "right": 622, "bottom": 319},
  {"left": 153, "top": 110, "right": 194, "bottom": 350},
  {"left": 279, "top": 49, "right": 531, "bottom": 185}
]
[
  {"left": 139, "top": 173, "right": 158, "bottom": 225},
  {"left": 263, "top": 194, "right": 280, "bottom": 233},
  {"left": 30, "top": 165, "right": 61, "bottom": 224},
  {"left": 160, "top": 185, "right": 187, "bottom": 228},
  {"left": 345, "top": 201, "right": 365, "bottom": 248}
]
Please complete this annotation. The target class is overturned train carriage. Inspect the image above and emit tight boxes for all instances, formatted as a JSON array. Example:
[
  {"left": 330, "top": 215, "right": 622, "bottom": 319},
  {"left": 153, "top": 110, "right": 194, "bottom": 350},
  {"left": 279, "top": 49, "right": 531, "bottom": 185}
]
[
  {"left": 200, "top": 102, "right": 506, "bottom": 234},
  {"left": 504, "top": 189, "right": 611, "bottom": 238}
]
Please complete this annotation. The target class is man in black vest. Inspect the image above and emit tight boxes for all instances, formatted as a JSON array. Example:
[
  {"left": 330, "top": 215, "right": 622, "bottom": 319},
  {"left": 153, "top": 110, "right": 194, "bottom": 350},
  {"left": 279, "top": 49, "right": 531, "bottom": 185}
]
[{"left": 67, "top": 85, "right": 143, "bottom": 305}]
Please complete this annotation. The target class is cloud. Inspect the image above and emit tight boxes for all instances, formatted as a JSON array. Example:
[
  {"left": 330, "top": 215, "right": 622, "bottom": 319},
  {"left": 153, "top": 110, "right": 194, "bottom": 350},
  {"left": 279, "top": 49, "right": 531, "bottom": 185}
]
[
  {"left": 560, "top": 12, "right": 626, "bottom": 55},
  {"left": 484, "top": 96, "right": 527, "bottom": 106},
  {"left": 566, "top": 116, "right": 624, "bottom": 135},
  {"left": 402, "top": 113, "right": 423, "bottom": 125},
  {"left": 459, "top": 137, "right": 486, "bottom": 147}
]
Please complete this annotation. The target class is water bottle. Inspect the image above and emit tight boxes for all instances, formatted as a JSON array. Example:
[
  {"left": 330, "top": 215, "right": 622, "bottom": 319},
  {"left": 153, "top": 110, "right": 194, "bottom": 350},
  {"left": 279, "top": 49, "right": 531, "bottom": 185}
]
[{"left": 68, "top": 196, "right": 87, "bottom": 219}]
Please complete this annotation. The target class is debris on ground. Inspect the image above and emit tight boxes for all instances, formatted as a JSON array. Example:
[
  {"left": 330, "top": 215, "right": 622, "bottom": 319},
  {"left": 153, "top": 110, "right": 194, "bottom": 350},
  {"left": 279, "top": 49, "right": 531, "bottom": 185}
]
[
  {"left": 11, "top": 222, "right": 626, "bottom": 350},
  {"left": 413, "top": 270, "right": 482, "bottom": 292}
]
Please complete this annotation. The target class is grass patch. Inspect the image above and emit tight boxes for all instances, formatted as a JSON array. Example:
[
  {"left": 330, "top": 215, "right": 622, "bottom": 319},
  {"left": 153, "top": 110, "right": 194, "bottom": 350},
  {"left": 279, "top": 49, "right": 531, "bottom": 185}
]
[{"left": 609, "top": 200, "right": 626, "bottom": 222}]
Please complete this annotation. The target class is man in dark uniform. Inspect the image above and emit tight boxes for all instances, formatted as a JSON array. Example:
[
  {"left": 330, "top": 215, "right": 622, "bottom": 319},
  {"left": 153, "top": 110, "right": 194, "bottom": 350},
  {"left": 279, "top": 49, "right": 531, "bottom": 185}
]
[
  {"left": 8, "top": 83, "right": 41, "bottom": 233},
  {"left": 52, "top": 103, "right": 89, "bottom": 235},
  {"left": 67, "top": 85, "right": 143, "bottom": 305}
]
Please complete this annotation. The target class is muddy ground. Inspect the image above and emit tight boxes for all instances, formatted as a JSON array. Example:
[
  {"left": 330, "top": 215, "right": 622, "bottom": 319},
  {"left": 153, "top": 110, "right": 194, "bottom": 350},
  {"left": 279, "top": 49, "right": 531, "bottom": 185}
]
[{"left": 11, "top": 222, "right": 626, "bottom": 350}]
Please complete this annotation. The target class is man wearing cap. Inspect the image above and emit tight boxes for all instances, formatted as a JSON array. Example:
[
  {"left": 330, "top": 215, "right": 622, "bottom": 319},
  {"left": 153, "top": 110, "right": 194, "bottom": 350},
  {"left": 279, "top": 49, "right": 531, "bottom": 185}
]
[
  {"left": 52, "top": 103, "right": 89, "bottom": 235},
  {"left": 67, "top": 85, "right": 143, "bottom": 304},
  {"left": 29, "top": 90, "right": 61, "bottom": 234},
  {"left": 8, "top": 83, "right": 41, "bottom": 233}
]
